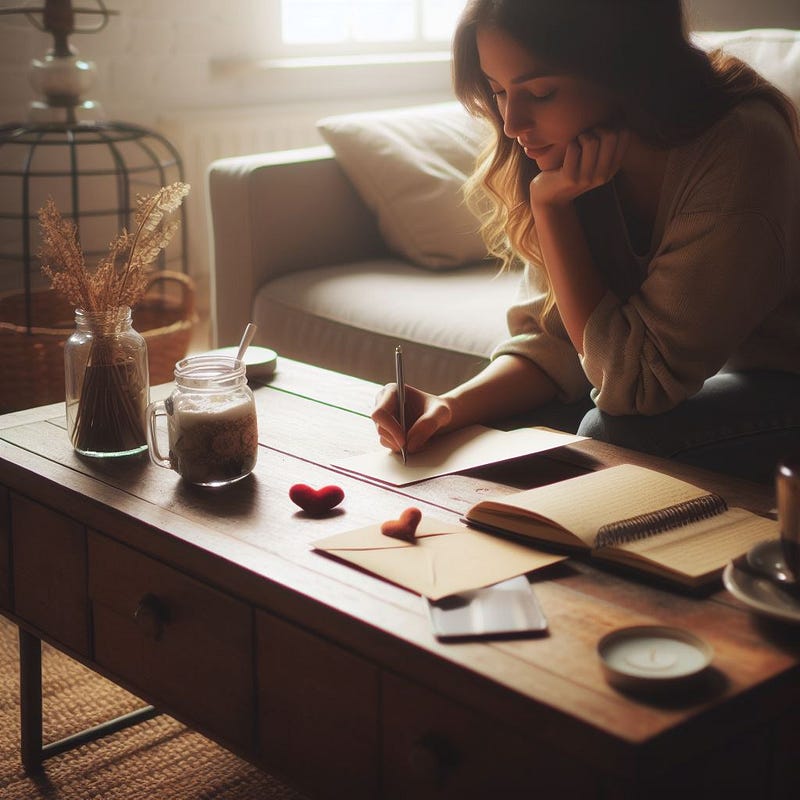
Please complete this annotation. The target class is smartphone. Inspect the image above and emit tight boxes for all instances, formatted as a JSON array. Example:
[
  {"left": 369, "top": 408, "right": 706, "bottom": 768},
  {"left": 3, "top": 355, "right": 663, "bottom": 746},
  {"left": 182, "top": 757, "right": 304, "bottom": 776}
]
[{"left": 427, "top": 575, "right": 548, "bottom": 640}]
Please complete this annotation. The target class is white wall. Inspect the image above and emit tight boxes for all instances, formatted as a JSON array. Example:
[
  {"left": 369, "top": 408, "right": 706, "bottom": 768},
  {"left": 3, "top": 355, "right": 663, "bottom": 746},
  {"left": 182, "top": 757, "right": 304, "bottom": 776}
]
[
  {"left": 0, "top": 0, "right": 457, "bottom": 130},
  {"left": 2, "top": 0, "right": 799, "bottom": 140}
]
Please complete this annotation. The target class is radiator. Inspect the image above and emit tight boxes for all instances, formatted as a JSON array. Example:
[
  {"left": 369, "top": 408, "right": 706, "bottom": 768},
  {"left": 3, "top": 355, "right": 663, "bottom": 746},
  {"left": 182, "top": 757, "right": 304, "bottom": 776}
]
[{"left": 157, "top": 103, "right": 329, "bottom": 313}]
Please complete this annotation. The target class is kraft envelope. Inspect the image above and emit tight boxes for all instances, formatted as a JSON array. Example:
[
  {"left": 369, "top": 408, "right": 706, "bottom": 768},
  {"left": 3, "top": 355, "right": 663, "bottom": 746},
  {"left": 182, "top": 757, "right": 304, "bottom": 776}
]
[{"left": 313, "top": 517, "right": 565, "bottom": 600}]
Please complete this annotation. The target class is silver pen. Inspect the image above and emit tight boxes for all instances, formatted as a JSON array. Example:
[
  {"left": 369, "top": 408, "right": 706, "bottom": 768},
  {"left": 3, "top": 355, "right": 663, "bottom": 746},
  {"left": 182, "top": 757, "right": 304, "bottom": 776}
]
[{"left": 395, "top": 345, "right": 407, "bottom": 464}]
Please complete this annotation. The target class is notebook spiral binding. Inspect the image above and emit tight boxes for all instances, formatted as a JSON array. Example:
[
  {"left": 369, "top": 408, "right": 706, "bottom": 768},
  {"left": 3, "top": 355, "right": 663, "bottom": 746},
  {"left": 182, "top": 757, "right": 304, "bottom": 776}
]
[{"left": 595, "top": 493, "right": 728, "bottom": 549}]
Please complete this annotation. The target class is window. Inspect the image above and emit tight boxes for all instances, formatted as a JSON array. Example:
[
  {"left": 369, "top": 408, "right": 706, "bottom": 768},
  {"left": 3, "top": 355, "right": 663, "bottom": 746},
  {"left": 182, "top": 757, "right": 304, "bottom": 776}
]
[{"left": 275, "top": 0, "right": 466, "bottom": 56}]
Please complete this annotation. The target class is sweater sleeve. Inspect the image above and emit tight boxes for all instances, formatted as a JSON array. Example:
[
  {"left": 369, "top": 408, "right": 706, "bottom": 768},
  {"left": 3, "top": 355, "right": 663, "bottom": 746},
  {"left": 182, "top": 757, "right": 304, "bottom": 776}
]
[
  {"left": 492, "top": 263, "right": 590, "bottom": 402},
  {"left": 581, "top": 209, "right": 787, "bottom": 415}
]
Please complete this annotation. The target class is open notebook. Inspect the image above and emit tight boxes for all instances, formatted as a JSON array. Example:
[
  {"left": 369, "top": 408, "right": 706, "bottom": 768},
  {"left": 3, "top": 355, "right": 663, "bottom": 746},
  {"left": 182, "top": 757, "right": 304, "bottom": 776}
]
[{"left": 464, "top": 464, "right": 778, "bottom": 589}]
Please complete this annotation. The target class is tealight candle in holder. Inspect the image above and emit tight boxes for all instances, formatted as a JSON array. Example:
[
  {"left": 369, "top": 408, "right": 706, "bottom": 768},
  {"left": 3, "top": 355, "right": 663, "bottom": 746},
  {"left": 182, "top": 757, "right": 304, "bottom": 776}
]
[{"left": 598, "top": 625, "right": 713, "bottom": 692}]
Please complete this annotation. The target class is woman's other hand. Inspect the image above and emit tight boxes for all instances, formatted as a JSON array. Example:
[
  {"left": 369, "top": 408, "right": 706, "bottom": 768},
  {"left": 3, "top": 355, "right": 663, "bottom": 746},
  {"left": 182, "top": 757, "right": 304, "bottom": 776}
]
[
  {"left": 529, "top": 127, "right": 630, "bottom": 210},
  {"left": 371, "top": 383, "right": 453, "bottom": 454}
]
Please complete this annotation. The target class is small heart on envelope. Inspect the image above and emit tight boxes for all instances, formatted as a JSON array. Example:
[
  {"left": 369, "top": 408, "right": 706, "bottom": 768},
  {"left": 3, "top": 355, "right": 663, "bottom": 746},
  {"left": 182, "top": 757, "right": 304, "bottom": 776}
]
[
  {"left": 381, "top": 507, "right": 422, "bottom": 543},
  {"left": 289, "top": 484, "right": 345, "bottom": 515}
]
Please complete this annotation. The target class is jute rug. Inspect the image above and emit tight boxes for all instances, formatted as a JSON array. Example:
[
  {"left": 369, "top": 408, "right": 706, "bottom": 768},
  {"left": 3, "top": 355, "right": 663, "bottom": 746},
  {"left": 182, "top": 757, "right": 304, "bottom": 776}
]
[{"left": 0, "top": 616, "right": 308, "bottom": 799}]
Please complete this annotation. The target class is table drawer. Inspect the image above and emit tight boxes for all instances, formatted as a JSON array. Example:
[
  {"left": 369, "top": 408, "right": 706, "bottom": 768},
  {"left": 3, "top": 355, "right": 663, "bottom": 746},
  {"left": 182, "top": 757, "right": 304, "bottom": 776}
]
[
  {"left": 256, "top": 611, "right": 380, "bottom": 800},
  {"left": 381, "top": 671, "right": 597, "bottom": 799},
  {"left": 88, "top": 532, "right": 254, "bottom": 752},
  {"left": 11, "top": 493, "right": 89, "bottom": 655},
  {"left": 0, "top": 486, "right": 9, "bottom": 610}
]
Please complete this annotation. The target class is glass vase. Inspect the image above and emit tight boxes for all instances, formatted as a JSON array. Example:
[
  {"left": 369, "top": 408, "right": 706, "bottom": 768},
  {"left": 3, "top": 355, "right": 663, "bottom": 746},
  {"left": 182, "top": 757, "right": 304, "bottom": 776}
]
[{"left": 64, "top": 306, "right": 150, "bottom": 457}]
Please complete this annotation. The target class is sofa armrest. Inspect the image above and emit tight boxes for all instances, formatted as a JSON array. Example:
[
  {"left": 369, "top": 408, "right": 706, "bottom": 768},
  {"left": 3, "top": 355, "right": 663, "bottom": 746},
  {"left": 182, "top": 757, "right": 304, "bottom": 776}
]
[{"left": 207, "top": 144, "right": 386, "bottom": 347}]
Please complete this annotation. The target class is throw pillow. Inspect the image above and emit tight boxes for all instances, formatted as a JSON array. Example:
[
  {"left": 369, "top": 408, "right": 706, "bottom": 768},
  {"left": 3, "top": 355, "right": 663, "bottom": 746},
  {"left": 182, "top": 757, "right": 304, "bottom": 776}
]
[{"left": 317, "top": 102, "right": 490, "bottom": 270}]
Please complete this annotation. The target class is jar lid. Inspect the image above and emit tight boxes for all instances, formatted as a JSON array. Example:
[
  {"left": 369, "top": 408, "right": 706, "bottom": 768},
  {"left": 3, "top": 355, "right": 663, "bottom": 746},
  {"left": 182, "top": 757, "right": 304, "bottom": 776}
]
[
  {"left": 597, "top": 625, "right": 713, "bottom": 693},
  {"left": 205, "top": 346, "right": 277, "bottom": 380}
]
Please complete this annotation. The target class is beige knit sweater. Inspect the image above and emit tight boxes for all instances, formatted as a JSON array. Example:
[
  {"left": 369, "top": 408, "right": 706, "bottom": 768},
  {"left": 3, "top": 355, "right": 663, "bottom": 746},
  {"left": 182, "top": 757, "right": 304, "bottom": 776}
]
[{"left": 493, "top": 98, "right": 800, "bottom": 416}]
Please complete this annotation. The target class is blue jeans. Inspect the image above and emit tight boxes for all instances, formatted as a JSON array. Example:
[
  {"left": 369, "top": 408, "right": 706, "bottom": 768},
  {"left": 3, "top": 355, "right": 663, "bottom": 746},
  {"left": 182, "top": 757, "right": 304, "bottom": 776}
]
[{"left": 530, "top": 371, "right": 800, "bottom": 485}]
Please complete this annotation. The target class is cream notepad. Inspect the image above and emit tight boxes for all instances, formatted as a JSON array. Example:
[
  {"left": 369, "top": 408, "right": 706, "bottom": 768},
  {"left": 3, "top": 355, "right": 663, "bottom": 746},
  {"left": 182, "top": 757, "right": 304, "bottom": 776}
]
[
  {"left": 464, "top": 464, "right": 778, "bottom": 589},
  {"left": 333, "top": 425, "right": 585, "bottom": 486}
]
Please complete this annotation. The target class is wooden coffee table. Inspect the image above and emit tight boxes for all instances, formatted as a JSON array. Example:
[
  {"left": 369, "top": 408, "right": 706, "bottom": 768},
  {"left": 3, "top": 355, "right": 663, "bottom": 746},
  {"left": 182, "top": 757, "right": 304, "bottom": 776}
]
[{"left": 1, "top": 358, "right": 798, "bottom": 798}]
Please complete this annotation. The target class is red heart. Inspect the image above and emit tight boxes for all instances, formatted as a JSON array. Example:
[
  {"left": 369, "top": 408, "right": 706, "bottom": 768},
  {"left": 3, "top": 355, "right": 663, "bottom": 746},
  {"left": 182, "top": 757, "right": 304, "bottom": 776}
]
[
  {"left": 289, "top": 483, "right": 345, "bottom": 515},
  {"left": 381, "top": 507, "right": 422, "bottom": 543}
]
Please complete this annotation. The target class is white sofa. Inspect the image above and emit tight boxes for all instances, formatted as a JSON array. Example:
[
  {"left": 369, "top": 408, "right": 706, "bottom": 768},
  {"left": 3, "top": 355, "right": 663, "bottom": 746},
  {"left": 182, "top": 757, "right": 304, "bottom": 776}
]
[{"left": 208, "top": 29, "right": 800, "bottom": 394}]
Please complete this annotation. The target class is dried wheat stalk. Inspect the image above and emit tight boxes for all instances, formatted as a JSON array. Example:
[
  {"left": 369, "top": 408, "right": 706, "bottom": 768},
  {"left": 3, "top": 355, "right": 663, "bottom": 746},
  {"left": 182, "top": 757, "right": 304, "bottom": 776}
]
[
  {"left": 38, "top": 182, "right": 190, "bottom": 454},
  {"left": 40, "top": 181, "right": 190, "bottom": 312}
]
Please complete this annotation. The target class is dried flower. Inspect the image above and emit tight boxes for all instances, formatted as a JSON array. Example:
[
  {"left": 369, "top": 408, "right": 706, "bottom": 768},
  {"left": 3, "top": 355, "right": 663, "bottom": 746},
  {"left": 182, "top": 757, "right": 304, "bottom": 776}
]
[
  {"left": 39, "top": 182, "right": 190, "bottom": 312},
  {"left": 39, "top": 183, "right": 190, "bottom": 455}
]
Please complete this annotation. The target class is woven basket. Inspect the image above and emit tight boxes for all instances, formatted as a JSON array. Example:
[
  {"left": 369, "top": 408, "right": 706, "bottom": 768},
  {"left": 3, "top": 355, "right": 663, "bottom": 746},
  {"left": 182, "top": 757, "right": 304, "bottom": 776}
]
[{"left": 0, "top": 271, "right": 198, "bottom": 414}]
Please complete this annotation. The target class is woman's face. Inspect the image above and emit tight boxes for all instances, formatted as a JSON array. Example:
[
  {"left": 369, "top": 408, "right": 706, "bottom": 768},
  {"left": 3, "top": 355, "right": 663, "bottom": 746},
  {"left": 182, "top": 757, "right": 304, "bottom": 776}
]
[{"left": 476, "top": 26, "right": 618, "bottom": 171}]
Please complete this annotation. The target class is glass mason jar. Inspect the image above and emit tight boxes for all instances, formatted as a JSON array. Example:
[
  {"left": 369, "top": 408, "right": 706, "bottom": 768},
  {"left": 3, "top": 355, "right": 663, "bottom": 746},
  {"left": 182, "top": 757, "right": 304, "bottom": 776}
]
[
  {"left": 146, "top": 355, "right": 258, "bottom": 487},
  {"left": 64, "top": 306, "right": 150, "bottom": 458}
]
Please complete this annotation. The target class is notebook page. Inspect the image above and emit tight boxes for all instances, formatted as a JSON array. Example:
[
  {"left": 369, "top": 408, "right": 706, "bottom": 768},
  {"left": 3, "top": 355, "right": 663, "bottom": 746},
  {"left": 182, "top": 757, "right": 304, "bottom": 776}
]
[
  {"left": 612, "top": 507, "right": 777, "bottom": 577},
  {"left": 487, "top": 464, "right": 712, "bottom": 547}
]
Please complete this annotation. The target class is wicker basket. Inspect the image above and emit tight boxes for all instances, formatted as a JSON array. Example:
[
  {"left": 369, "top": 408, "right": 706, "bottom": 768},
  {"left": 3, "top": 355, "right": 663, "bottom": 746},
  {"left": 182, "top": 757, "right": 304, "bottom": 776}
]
[{"left": 0, "top": 271, "right": 198, "bottom": 414}]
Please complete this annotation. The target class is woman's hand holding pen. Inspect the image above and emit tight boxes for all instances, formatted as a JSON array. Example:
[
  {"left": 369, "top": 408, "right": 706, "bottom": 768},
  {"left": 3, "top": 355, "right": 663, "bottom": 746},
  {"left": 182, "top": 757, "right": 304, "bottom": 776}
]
[
  {"left": 372, "top": 355, "right": 560, "bottom": 454},
  {"left": 371, "top": 384, "right": 453, "bottom": 455}
]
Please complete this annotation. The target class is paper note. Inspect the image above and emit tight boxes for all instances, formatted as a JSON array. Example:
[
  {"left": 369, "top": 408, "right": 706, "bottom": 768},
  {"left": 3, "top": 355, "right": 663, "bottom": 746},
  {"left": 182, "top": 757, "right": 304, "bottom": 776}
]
[
  {"left": 313, "top": 516, "right": 565, "bottom": 600},
  {"left": 332, "top": 425, "right": 585, "bottom": 486}
]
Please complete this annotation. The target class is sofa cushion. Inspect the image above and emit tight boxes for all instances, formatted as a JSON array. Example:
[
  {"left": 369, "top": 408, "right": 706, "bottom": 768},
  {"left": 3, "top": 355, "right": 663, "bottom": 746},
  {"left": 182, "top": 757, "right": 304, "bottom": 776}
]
[
  {"left": 693, "top": 29, "right": 800, "bottom": 109},
  {"left": 252, "top": 259, "right": 520, "bottom": 393},
  {"left": 317, "top": 102, "right": 490, "bottom": 270}
]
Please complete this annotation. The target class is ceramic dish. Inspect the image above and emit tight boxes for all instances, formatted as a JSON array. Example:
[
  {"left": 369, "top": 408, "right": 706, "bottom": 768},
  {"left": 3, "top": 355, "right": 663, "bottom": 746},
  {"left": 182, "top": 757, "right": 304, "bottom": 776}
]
[
  {"left": 723, "top": 540, "right": 800, "bottom": 624},
  {"left": 205, "top": 346, "right": 277, "bottom": 380},
  {"left": 597, "top": 625, "right": 713, "bottom": 692}
]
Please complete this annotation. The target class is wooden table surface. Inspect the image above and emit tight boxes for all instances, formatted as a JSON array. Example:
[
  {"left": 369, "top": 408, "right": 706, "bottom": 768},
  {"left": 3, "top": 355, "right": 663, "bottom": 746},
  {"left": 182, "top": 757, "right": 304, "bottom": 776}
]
[{"left": 1, "top": 358, "right": 798, "bottom": 799}]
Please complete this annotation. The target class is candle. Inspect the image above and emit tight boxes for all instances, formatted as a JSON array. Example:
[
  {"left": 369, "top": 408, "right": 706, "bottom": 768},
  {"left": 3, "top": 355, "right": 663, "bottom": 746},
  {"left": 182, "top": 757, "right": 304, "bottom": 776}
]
[{"left": 598, "top": 625, "right": 713, "bottom": 690}]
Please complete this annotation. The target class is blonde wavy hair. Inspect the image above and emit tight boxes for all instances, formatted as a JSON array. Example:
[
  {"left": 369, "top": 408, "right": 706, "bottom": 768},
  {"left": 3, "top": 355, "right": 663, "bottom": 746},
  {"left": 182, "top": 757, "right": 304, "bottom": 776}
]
[{"left": 452, "top": 0, "right": 800, "bottom": 325}]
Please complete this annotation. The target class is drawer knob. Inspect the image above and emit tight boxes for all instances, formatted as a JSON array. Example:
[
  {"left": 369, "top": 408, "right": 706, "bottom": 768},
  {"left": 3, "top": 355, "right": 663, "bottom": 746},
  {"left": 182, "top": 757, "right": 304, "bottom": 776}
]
[
  {"left": 133, "top": 593, "right": 170, "bottom": 640},
  {"left": 408, "top": 733, "right": 459, "bottom": 787}
]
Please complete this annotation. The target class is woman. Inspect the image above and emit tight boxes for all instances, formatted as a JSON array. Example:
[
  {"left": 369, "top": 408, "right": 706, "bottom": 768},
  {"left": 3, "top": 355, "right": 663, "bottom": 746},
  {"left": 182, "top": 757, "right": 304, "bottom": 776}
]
[{"left": 372, "top": 0, "right": 800, "bottom": 483}]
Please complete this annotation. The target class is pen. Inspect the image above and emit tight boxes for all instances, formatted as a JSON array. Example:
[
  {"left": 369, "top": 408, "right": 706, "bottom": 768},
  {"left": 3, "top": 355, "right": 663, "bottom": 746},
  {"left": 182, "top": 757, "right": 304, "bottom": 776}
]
[{"left": 395, "top": 345, "right": 407, "bottom": 464}]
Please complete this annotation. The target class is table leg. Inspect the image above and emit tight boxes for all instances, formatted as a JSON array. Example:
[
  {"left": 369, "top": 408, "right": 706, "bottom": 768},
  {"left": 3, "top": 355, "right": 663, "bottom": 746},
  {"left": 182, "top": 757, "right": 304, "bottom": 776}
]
[
  {"left": 17, "top": 626, "right": 160, "bottom": 773},
  {"left": 18, "top": 627, "right": 43, "bottom": 772}
]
